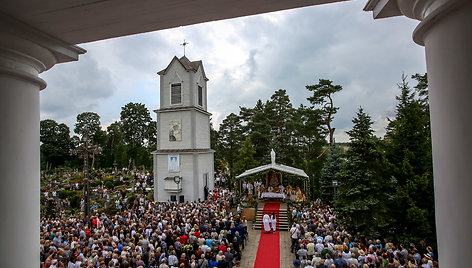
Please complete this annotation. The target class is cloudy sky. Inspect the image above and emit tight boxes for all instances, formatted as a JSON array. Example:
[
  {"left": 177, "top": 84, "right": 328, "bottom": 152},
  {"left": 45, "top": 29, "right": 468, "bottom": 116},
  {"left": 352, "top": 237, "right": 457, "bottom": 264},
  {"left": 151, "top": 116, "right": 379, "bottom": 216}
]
[{"left": 39, "top": 0, "right": 426, "bottom": 142}]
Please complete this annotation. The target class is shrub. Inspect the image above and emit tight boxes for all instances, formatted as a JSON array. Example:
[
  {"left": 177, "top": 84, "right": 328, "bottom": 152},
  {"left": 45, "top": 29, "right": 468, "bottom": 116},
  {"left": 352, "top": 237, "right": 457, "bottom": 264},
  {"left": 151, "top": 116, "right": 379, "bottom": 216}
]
[
  {"left": 57, "top": 190, "right": 75, "bottom": 199},
  {"left": 70, "top": 195, "right": 80, "bottom": 209},
  {"left": 104, "top": 180, "right": 114, "bottom": 189},
  {"left": 90, "top": 180, "right": 102, "bottom": 188}
]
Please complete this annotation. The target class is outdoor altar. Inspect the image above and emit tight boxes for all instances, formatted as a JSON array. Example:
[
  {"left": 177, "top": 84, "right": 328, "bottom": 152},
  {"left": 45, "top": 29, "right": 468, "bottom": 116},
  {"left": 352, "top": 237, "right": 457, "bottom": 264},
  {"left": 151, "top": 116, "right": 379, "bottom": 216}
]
[{"left": 236, "top": 149, "right": 309, "bottom": 202}]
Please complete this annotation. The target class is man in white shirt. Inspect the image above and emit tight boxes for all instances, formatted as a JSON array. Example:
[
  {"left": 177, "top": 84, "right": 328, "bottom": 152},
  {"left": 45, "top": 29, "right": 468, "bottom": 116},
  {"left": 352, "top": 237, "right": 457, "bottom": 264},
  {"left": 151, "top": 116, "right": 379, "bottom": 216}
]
[{"left": 290, "top": 223, "right": 299, "bottom": 253}]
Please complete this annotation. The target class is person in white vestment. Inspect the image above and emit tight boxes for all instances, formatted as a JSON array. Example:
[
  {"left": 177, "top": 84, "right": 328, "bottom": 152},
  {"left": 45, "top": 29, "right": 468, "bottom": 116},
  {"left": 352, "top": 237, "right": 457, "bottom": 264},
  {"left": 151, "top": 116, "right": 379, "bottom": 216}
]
[
  {"left": 263, "top": 213, "right": 271, "bottom": 233},
  {"left": 271, "top": 212, "right": 277, "bottom": 233}
]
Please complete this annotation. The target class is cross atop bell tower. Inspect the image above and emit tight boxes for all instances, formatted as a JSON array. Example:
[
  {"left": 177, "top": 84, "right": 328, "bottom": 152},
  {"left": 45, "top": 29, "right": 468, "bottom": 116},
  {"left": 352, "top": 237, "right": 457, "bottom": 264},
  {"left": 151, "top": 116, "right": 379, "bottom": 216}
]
[{"left": 180, "top": 39, "right": 189, "bottom": 56}]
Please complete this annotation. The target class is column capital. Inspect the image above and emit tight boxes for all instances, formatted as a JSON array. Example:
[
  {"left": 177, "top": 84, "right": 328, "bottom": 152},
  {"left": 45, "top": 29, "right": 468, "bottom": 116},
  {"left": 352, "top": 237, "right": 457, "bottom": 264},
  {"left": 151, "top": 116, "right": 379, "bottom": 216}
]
[
  {"left": 364, "top": 0, "right": 469, "bottom": 45},
  {"left": 0, "top": 13, "right": 86, "bottom": 89}
]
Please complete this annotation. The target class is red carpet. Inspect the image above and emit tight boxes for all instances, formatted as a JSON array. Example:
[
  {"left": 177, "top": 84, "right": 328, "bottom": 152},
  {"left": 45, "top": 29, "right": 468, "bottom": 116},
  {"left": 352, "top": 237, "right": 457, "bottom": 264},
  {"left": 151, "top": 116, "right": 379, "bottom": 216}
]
[{"left": 254, "top": 202, "right": 280, "bottom": 268}]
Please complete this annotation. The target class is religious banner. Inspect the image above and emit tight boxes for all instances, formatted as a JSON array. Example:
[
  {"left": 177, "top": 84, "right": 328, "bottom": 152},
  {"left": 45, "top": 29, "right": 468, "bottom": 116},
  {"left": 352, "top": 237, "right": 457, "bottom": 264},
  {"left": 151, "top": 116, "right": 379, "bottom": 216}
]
[
  {"left": 168, "top": 155, "right": 180, "bottom": 172},
  {"left": 169, "top": 119, "right": 182, "bottom": 141}
]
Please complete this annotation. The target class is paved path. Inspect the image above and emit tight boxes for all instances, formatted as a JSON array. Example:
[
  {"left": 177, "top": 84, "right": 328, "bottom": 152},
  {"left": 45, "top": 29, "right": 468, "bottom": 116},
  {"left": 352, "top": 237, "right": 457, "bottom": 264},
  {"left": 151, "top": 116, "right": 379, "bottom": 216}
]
[
  {"left": 239, "top": 201, "right": 294, "bottom": 268},
  {"left": 279, "top": 228, "right": 294, "bottom": 268},
  {"left": 239, "top": 222, "right": 260, "bottom": 268}
]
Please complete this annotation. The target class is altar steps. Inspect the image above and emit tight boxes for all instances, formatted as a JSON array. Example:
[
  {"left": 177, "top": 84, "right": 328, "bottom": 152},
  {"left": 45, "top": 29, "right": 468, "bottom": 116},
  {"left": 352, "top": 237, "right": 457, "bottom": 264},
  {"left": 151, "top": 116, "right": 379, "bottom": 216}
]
[{"left": 253, "top": 207, "right": 289, "bottom": 231}]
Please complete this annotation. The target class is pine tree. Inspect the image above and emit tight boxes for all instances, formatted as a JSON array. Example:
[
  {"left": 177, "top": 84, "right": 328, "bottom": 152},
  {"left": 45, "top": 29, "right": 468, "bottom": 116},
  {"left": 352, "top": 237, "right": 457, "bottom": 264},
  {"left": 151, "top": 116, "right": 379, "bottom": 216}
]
[
  {"left": 306, "top": 79, "right": 342, "bottom": 146},
  {"left": 384, "top": 74, "right": 435, "bottom": 244},
  {"left": 218, "top": 113, "right": 243, "bottom": 178},
  {"left": 239, "top": 100, "right": 272, "bottom": 164},
  {"left": 264, "top": 89, "right": 295, "bottom": 165},
  {"left": 320, "top": 144, "right": 344, "bottom": 204},
  {"left": 234, "top": 136, "right": 259, "bottom": 176},
  {"left": 335, "top": 107, "right": 393, "bottom": 238}
]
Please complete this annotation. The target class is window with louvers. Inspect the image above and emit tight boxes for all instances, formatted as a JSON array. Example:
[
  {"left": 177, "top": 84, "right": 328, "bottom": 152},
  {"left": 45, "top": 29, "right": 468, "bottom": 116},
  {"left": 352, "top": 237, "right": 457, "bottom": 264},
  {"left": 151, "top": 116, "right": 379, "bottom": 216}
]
[
  {"left": 171, "top": 83, "right": 181, "bottom": 105},
  {"left": 198, "top": 85, "right": 203, "bottom": 106}
]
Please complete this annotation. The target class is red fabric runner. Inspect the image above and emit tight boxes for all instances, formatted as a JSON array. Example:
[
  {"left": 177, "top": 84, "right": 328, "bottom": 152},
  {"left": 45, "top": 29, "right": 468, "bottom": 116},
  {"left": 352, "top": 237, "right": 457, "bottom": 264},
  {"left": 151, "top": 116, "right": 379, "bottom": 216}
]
[{"left": 254, "top": 202, "right": 280, "bottom": 268}]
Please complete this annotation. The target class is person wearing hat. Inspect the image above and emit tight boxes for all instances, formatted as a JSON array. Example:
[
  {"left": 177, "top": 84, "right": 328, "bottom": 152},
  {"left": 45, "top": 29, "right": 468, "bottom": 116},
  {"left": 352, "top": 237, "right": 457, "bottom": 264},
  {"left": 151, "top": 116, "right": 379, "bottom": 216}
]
[{"left": 358, "top": 250, "right": 366, "bottom": 266}]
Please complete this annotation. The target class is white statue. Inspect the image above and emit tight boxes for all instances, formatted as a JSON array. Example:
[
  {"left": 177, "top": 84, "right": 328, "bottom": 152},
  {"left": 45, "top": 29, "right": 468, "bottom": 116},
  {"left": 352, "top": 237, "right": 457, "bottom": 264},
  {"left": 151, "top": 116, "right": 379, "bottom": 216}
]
[{"left": 271, "top": 149, "right": 276, "bottom": 165}]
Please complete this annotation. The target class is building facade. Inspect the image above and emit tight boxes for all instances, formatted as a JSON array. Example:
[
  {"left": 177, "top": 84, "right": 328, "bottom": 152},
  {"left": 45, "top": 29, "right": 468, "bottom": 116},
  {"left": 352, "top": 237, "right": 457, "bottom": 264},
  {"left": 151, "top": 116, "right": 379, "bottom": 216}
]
[{"left": 153, "top": 56, "right": 215, "bottom": 202}]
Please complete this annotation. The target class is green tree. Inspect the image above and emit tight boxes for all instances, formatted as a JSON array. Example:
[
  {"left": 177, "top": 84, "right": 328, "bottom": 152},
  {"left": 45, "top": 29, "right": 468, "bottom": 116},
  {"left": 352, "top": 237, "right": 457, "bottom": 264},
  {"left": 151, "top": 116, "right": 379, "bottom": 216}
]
[
  {"left": 265, "top": 89, "right": 296, "bottom": 165},
  {"left": 120, "top": 102, "right": 154, "bottom": 168},
  {"left": 74, "top": 112, "right": 101, "bottom": 138},
  {"left": 74, "top": 112, "right": 103, "bottom": 169},
  {"left": 234, "top": 136, "right": 259, "bottom": 176},
  {"left": 218, "top": 113, "right": 243, "bottom": 177},
  {"left": 282, "top": 104, "right": 327, "bottom": 199},
  {"left": 239, "top": 100, "right": 272, "bottom": 164},
  {"left": 320, "top": 144, "right": 345, "bottom": 204},
  {"left": 102, "top": 121, "right": 125, "bottom": 168},
  {"left": 335, "top": 107, "right": 393, "bottom": 238},
  {"left": 40, "top": 119, "right": 72, "bottom": 169},
  {"left": 120, "top": 102, "right": 153, "bottom": 147},
  {"left": 210, "top": 122, "right": 222, "bottom": 172},
  {"left": 306, "top": 79, "right": 342, "bottom": 146},
  {"left": 384, "top": 74, "right": 435, "bottom": 244}
]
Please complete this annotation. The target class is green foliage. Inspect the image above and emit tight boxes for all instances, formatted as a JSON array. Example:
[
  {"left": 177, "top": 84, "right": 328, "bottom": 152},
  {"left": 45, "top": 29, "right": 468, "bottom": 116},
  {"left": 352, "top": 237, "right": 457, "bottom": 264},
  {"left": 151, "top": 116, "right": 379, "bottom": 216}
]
[
  {"left": 90, "top": 180, "right": 102, "bottom": 188},
  {"left": 57, "top": 190, "right": 76, "bottom": 199},
  {"left": 306, "top": 79, "right": 342, "bottom": 145},
  {"left": 239, "top": 100, "right": 272, "bottom": 165},
  {"left": 69, "top": 195, "right": 80, "bottom": 209},
  {"left": 218, "top": 85, "right": 337, "bottom": 200},
  {"left": 119, "top": 102, "right": 155, "bottom": 169},
  {"left": 113, "top": 179, "right": 121, "bottom": 186},
  {"left": 384, "top": 73, "right": 435, "bottom": 244},
  {"left": 104, "top": 179, "right": 114, "bottom": 189},
  {"left": 335, "top": 107, "right": 393, "bottom": 238},
  {"left": 320, "top": 145, "right": 345, "bottom": 204},
  {"left": 40, "top": 119, "right": 72, "bottom": 169},
  {"left": 120, "top": 102, "right": 153, "bottom": 147},
  {"left": 218, "top": 113, "right": 243, "bottom": 177},
  {"left": 74, "top": 112, "right": 101, "bottom": 138},
  {"left": 234, "top": 136, "right": 259, "bottom": 176}
]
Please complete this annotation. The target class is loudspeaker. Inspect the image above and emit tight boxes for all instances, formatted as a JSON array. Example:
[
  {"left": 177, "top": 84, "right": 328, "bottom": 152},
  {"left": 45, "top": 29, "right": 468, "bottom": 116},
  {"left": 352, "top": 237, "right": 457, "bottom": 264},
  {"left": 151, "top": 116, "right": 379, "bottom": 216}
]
[
  {"left": 179, "top": 195, "right": 184, "bottom": 203},
  {"left": 170, "top": 195, "right": 176, "bottom": 201}
]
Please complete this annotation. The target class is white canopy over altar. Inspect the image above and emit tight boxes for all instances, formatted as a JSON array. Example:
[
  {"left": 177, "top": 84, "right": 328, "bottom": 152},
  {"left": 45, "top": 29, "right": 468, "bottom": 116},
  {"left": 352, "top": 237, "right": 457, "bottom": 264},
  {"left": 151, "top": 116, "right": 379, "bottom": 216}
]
[
  {"left": 236, "top": 149, "right": 309, "bottom": 179},
  {"left": 236, "top": 150, "right": 309, "bottom": 201}
]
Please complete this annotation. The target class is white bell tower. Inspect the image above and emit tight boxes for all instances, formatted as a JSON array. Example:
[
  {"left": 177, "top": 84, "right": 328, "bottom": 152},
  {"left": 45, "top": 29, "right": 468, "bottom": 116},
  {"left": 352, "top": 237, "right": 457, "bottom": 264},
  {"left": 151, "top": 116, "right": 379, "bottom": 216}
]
[{"left": 152, "top": 56, "right": 215, "bottom": 202}]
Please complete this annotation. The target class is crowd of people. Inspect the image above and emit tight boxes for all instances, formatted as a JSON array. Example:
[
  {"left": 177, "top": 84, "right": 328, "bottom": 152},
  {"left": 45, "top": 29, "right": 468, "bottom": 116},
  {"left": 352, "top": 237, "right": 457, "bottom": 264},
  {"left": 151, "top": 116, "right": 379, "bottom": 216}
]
[
  {"left": 288, "top": 203, "right": 437, "bottom": 268},
  {"left": 40, "top": 186, "right": 248, "bottom": 268}
]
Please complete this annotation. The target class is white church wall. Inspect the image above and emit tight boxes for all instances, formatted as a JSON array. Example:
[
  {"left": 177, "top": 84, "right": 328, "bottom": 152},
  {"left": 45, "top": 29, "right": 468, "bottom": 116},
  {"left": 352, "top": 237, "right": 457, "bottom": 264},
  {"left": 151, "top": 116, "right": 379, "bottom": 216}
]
[
  {"left": 153, "top": 154, "right": 165, "bottom": 201},
  {"left": 195, "top": 112, "right": 210, "bottom": 148},
  {"left": 197, "top": 152, "right": 214, "bottom": 200},
  {"left": 192, "top": 66, "right": 207, "bottom": 110},
  {"left": 160, "top": 61, "right": 192, "bottom": 109},
  {"left": 154, "top": 153, "right": 197, "bottom": 202},
  {"left": 179, "top": 153, "right": 197, "bottom": 201},
  {"left": 158, "top": 111, "right": 192, "bottom": 149}
]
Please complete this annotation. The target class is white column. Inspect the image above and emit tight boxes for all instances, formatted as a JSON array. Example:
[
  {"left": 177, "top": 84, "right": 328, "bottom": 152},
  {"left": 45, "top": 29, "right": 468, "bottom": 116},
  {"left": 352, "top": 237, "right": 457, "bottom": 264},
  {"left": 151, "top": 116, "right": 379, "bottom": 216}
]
[
  {"left": 416, "top": 2, "right": 472, "bottom": 266},
  {"left": 365, "top": 0, "right": 472, "bottom": 265},
  {"left": 0, "top": 16, "right": 85, "bottom": 266}
]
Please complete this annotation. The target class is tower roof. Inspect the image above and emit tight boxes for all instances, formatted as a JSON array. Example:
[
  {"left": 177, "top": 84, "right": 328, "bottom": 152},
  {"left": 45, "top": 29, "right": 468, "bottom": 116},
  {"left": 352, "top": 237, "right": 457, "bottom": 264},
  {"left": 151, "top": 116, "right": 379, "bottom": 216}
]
[{"left": 157, "top": 56, "right": 209, "bottom": 81}]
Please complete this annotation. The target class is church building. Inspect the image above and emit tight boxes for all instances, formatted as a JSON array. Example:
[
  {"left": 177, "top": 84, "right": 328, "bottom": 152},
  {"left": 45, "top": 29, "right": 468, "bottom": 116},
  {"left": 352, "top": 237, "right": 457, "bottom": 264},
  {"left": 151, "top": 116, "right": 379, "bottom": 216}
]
[{"left": 152, "top": 56, "right": 215, "bottom": 202}]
